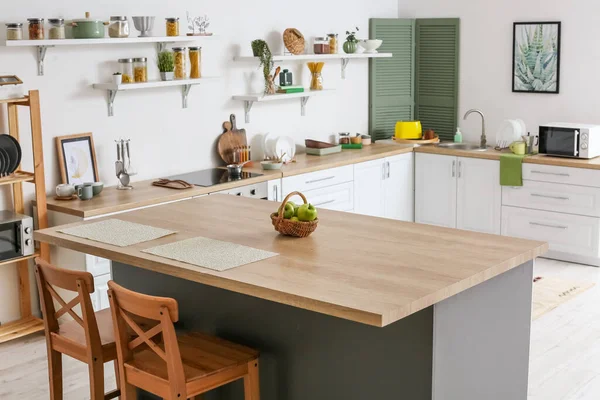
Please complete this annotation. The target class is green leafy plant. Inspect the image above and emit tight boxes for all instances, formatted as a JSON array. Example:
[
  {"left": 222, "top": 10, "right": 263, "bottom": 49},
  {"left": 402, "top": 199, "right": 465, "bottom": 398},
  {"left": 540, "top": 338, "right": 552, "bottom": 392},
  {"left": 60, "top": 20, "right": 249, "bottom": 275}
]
[
  {"left": 514, "top": 24, "right": 559, "bottom": 92},
  {"left": 251, "top": 39, "right": 273, "bottom": 93},
  {"left": 157, "top": 51, "right": 175, "bottom": 73},
  {"left": 345, "top": 27, "right": 360, "bottom": 43}
]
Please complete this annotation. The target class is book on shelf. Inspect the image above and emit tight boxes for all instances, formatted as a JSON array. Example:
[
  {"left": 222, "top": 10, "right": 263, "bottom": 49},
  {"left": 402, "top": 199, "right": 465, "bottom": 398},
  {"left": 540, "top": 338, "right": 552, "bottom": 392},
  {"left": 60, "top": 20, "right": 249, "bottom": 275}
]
[{"left": 277, "top": 86, "right": 305, "bottom": 94}]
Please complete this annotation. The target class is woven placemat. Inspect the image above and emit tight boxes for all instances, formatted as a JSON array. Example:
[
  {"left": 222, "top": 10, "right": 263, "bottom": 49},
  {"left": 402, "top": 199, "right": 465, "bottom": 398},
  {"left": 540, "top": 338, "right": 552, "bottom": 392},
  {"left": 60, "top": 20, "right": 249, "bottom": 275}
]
[
  {"left": 58, "top": 219, "right": 176, "bottom": 247},
  {"left": 142, "top": 236, "right": 278, "bottom": 272}
]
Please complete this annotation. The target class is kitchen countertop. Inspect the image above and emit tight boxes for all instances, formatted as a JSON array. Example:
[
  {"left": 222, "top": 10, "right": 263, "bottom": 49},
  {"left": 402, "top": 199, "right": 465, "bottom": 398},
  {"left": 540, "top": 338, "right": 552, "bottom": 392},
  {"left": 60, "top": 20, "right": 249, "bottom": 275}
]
[
  {"left": 38, "top": 142, "right": 600, "bottom": 218},
  {"left": 34, "top": 194, "right": 548, "bottom": 327}
]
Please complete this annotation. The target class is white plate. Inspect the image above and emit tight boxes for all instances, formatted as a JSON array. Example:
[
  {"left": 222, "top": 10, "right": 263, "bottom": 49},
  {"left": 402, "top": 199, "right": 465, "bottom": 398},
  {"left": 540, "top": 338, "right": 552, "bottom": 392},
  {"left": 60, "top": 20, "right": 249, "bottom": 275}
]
[
  {"left": 275, "top": 136, "right": 296, "bottom": 162},
  {"left": 496, "top": 119, "right": 523, "bottom": 147}
]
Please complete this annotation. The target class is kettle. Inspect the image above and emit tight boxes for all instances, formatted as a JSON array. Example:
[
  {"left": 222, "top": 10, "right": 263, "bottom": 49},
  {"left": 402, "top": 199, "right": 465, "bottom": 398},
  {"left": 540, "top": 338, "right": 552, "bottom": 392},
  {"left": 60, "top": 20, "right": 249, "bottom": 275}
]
[{"left": 395, "top": 121, "right": 422, "bottom": 140}]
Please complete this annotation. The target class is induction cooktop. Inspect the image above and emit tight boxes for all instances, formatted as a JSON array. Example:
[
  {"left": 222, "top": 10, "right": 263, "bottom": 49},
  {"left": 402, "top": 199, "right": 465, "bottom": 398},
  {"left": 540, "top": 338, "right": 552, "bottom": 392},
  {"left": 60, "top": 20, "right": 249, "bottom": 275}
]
[{"left": 167, "top": 168, "right": 263, "bottom": 187}]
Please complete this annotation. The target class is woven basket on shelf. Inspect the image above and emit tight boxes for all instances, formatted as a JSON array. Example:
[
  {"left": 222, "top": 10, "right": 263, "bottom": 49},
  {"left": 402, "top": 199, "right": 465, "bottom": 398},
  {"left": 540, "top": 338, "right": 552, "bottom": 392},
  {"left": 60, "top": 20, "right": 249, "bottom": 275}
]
[
  {"left": 270, "top": 191, "right": 318, "bottom": 238},
  {"left": 283, "top": 28, "right": 305, "bottom": 55}
]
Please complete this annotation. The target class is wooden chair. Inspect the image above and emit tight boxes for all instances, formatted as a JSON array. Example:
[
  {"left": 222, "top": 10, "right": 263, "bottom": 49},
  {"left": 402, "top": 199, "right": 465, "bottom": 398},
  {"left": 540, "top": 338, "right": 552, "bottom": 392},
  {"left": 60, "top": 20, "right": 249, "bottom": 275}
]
[
  {"left": 107, "top": 280, "right": 260, "bottom": 400},
  {"left": 34, "top": 257, "right": 120, "bottom": 400}
]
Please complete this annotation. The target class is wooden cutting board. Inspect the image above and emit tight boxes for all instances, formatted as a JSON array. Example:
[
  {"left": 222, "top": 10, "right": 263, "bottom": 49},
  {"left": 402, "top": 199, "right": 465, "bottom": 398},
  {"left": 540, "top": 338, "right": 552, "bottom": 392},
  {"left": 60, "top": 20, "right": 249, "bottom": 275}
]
[{"left": 217, "top": 114, "right": 247, "bottom": 164}]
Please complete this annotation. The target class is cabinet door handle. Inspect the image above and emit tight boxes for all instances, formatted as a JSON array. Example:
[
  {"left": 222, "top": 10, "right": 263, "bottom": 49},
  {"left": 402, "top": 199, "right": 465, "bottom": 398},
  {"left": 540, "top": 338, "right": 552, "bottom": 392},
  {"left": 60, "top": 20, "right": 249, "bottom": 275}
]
[
  {"left": 273, "top": 186, "right": 278, "bottom": 201},
  {"left": 531, "top": 170, "right": 570, "bottom": 177},
  {"left": 382, "top": 163, "right": 386, "bottom": 180},
  {"left": 451, "top": 160, "right": 456, "bottom": 177},
  {"left": 458, "top": 160, "right": 462, "bottom": 178},
  {"left": 529, "top": 221, "right": 568, "bottom": 230},
  {"left": 306, "top": 176, "right": 335, "bottom": 184},
  {"left": 530, "top": 193, "right": 570, "bottom": 201},
  {"left": 386, "top": 161, "right": 390, "bottom": 179},
  {"left": 313, "top": 199, "right": 335, "bottom": 207}
]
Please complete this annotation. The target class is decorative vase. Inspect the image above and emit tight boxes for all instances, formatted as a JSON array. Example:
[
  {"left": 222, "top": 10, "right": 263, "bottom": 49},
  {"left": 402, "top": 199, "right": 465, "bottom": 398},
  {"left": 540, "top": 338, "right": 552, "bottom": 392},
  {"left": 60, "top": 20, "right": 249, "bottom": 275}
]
[
  {"left": 265, "top": 76, "right": 277, "bottom": 95},
  {"left": 343, "top": 41, "right": 357, "bottom": 54},
  {"left": 160, "top": 71, "right": 174, "bottom": 81},
  {"left": 113, "top": 74, "right": 122, "bottom": 85}
]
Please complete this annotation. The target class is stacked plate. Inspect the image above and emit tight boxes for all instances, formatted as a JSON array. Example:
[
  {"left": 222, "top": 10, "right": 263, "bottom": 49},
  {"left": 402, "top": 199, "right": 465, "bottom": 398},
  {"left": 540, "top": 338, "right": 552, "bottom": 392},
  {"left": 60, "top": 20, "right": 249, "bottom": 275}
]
[{"left": 0, "top": 134, "right": 22, "bottom": 177}]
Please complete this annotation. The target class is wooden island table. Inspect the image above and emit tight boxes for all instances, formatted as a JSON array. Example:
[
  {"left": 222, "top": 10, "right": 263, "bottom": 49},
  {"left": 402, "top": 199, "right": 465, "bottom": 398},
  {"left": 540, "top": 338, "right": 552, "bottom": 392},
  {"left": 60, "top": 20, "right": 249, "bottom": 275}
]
[{"left": 35, "top": 195, "right": 547, "bottom": 400}]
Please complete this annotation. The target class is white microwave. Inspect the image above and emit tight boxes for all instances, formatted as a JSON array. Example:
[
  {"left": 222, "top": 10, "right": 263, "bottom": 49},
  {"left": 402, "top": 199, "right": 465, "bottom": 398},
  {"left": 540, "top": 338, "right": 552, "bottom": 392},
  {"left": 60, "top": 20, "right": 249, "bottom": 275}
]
[{"left": 539, "top": 123, "right": 600, "bottom": 159}]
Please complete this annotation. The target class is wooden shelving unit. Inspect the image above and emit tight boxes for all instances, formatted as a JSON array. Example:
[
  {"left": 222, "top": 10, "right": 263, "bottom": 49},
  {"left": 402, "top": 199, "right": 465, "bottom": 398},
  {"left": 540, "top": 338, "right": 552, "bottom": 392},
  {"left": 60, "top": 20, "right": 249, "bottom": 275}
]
[{"left": 0, "top": 90, "right": 49, "bottom": 344}]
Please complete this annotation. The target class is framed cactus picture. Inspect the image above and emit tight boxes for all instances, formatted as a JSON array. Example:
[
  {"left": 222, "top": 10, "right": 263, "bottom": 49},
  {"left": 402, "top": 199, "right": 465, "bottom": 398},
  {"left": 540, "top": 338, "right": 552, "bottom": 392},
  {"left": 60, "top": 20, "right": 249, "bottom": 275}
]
[{"left": 512, "top": 22, "right": 561, "bottom": 94}]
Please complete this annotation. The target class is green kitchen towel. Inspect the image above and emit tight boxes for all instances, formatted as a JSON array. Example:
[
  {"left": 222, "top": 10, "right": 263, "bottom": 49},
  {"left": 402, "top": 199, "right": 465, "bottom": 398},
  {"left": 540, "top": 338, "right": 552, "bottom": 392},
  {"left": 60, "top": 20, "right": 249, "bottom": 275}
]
[{"left": 500, "top": 153, "right": 527, "bottom": 186}]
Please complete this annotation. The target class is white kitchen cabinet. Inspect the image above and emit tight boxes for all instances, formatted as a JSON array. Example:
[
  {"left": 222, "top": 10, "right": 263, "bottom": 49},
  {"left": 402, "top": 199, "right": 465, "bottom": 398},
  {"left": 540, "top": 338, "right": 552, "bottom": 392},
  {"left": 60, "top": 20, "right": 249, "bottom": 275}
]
[
  {"left": 415, "top": 153, "right": 501, "bottom": 234},
  {"left": 353, "top": 158, "right": 385, "bottom": 217},
  {"left": 282, "top": 166, "right": 354, "bottom": 212},
  {"left": 91, "top": 273, "right": 110, "bottom": 311},
  {"left": 268, "top": 179, "right": 282, "bottom": 202}
]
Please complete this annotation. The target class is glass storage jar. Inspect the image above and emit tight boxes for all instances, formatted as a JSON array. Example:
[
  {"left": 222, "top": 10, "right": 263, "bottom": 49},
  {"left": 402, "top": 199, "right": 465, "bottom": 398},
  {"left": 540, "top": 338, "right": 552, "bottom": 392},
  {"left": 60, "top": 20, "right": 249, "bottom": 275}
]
[
  {"left": 327, "top": 33, "right": 338, "bottom": 54},
  {"left": 313, "top": 37, "right": 330, "bottom": 54},
  {"left": 189, "top": 46, "right": 201, "bottom": 79},
  {"left": 27, "top": 18, "right": 45, "bottom": 40},
  {"left": 48, "top": 19, "right": 65, "bottom": 39},
  {"left": 173, "top": 47, "right": 187, "bottom": 79},
  {"left": 133, "top": 57, "right": 148, "bottom": 82},
  {"left": 118, "top": 58, "right": 134, "bottom": 83},
  {"left": 166, "top": 18, "right": 179, "bottom": 37},
  {"left": 6, "top": 23, "right": 23, "bottom": 40},
  {"left": 108, "top": 16, "right": 129, "bottom": 38}
]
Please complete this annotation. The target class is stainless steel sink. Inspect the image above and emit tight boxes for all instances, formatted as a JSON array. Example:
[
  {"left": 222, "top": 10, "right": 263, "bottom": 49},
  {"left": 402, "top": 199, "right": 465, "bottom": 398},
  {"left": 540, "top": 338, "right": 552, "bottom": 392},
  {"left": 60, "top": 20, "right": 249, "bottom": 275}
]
[{"left": 436, "top": 143, "right": 488, "bottom": 151}]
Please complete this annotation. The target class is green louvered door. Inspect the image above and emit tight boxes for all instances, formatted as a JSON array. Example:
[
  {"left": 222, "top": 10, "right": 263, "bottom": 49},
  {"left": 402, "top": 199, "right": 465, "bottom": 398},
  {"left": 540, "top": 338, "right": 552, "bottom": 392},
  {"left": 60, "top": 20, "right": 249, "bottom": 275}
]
[
  {"left": 369, "top": 19, "right": 415, "bottom": 141},
  {"left": 415, "top": 18, "right": 460, "bottom": 141}
]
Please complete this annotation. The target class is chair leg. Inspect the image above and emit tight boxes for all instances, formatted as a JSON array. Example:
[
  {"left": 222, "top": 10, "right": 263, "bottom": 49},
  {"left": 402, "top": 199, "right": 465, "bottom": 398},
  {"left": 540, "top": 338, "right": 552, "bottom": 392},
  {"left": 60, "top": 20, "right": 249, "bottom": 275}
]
[
  {"left": 88, "top": 358, "right": 105, "bottom": 400},
  {"left": 243, "top": 359, "right": 260, "bottom": 400},
  {"left": 120, "top": 382, "right": 137, "bottom": 400},
  {"left": 47, "top": 349, "right": 63, "bottom": 400},
  {"left": 113, "top": 360, "right": 121, "bottom": 392}
]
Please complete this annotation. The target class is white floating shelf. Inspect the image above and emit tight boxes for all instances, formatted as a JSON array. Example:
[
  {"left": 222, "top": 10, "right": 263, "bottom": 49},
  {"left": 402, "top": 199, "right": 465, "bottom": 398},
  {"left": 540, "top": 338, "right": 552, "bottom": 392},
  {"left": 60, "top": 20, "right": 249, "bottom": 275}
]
[
  {"left": 4, "top": 35, "right": 215, "bottom": 76},
  {"left": 232, "top": 89, "right": 335, "bottom": 122},
  {"left": 234, "top": 52, "right": 392, "bottom": 79},
  {"left": 93, "top": 77, "right": 218, "bottom": 117}
]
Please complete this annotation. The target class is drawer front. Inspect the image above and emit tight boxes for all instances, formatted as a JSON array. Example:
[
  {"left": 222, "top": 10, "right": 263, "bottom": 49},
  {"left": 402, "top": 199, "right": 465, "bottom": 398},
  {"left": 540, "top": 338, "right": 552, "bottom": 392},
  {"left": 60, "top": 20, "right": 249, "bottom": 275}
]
[
  {"left": 501, "top": 206, "right": 600, "bottom": 258},
  {"left": 502, "top": 180, "right": 600, "bottom": 217},
  {"left": 523, "top": 163, "right": 600, "bottom": 187},
  {"left": 86, "top": 254, "right": 111, "bottom": 277},
  {"left": 286, "top": 182, "right": 354, "bottom": 212},
  {"left": 282, "top": 165, "right": 354, "bottom": 193}
]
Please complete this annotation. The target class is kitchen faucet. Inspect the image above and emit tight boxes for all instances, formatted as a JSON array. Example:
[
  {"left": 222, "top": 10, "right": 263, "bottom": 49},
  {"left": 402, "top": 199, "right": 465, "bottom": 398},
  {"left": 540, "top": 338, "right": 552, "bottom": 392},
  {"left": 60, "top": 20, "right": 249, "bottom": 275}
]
[{"left": 463, "top": 109, "right": 487, "bottom": 148}]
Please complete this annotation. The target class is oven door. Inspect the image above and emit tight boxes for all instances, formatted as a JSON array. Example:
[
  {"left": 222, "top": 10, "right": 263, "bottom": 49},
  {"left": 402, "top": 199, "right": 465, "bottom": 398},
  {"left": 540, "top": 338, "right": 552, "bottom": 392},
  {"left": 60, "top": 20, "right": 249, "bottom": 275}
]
[
  {"left": 0, "top": 221, "right": 22, "bottom": 261},
  {"left": 539, "top": 126, "right": 580, "bottom": 157}
]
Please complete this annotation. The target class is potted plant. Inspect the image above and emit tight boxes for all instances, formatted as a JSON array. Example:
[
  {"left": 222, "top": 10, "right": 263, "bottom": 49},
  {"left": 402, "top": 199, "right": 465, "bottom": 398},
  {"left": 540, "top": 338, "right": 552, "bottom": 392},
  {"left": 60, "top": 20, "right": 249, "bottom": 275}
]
[
  {"left": 157, "top": 51, "right": 175, "bottom": 81},
  {"left": 112, "top": 72, "right": 122, "bottom": 85},
  {"left": 251, "top": 39, "right": 274, "bottom": 94},
  {"left": 343, "top": 27, "right": 360, "bottom": 54}
]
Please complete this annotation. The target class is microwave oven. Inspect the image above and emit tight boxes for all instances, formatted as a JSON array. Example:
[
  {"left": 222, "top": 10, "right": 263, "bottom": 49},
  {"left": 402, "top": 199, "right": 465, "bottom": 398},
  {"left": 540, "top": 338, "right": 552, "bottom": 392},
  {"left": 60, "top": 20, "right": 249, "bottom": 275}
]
[
  {"left": 0, "top": 211, "right": 34, "bottom": 262},
  {"left": 539, "top": 123, "right": 600, "bottom": 159}
]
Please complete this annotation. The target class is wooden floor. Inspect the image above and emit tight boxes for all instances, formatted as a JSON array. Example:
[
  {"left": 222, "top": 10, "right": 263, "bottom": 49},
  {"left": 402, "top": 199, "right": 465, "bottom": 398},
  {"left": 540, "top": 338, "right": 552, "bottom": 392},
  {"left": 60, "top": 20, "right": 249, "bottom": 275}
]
[{"left": 0, "top": 258, "right": 598, "bottom": 399}]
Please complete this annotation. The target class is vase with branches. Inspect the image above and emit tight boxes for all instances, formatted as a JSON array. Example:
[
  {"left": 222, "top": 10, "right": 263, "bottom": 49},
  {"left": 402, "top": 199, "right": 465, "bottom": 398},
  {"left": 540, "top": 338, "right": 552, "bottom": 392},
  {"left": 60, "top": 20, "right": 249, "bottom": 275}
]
[
  {"left": 343, "top": 27, "right": 360, "bottom": 54},
  {"left": 251, "top": 39, "right": 274, "bottom": 94}
]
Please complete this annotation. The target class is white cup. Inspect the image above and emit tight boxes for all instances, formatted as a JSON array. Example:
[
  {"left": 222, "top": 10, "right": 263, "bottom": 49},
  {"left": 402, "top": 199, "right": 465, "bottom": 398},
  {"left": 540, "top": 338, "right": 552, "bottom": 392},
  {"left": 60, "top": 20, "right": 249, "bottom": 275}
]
[{"left": 56, "top": 183, "right": 75, "bottom": 197}]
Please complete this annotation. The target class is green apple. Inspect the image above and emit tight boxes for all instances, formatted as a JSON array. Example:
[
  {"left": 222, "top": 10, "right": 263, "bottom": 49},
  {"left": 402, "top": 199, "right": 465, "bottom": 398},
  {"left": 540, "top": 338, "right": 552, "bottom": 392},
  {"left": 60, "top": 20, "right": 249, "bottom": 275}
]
[
  {"left": 290, "top": 216, "right": 299, "bottom": 222},
  {"left": 297, "top": 204, "right": 318, "bottom": 221},
  {"left": 282, "top": 202, "right": 295, "bottom": 219},
  {"left": 287, "top": 201, "right": 300, "bottom": 216}
]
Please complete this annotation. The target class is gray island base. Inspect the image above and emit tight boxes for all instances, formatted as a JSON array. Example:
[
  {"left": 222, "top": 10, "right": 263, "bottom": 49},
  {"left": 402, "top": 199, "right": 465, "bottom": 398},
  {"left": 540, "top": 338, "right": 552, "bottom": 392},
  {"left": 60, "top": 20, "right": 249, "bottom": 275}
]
[{"left": 113, "top": 259, "right": 533, "bottom": 400}]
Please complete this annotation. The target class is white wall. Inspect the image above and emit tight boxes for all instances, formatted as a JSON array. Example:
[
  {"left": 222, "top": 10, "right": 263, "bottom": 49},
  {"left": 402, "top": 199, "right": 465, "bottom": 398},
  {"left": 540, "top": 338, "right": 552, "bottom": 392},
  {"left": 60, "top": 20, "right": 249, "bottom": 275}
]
[
  {"left": 398, "top": 0, "right": 600, "bottom": 143},
  {"left": 0, "top": 1, "right": 398, "bottom": 323}
]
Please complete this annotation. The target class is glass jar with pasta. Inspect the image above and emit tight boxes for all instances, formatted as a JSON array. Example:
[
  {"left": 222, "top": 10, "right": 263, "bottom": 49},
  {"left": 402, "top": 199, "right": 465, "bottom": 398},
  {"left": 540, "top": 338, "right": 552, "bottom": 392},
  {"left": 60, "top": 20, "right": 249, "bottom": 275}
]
[
  {"left": 118, "top": 58, "right": 134, "bottom": 83},
  {"left": 173, "top": 47, "right": 187, "bottom": 79},
  {"left": 27, "top": 18, "right": 44, "bottom": 40},
  {"left": 133, "top": 57, "right": 148, "bottom": 83},
  {"left": 165, "top": 17, "right": 179, "bottom": 37},
  {"left": 188, "top": 46, "right": 201, "bottom": 79},
  {"left": 327, "top": 33, "right": 338, "bottom": 54},
  {"left": 307, "top": 62, "right": 325, "bottom": 90}
]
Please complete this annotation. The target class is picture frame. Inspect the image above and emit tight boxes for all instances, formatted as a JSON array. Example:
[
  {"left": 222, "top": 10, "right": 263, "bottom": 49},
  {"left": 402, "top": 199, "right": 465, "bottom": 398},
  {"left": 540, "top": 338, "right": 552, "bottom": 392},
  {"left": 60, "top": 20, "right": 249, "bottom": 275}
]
[
  {"left": 55, "top": 133, "right": 99, "bottom": 185},
  {"left": 0, "top": 75, "right": 23, "bottom": 86},
  {"left": 512, "top": 21, "right": 561, "bottom": 94}
]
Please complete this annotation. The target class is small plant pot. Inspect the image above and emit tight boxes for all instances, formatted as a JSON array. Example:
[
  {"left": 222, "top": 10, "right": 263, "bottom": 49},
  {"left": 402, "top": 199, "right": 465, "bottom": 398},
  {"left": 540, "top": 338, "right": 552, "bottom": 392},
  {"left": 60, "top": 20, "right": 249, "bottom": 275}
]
[
  {"left": 343, "top": 41, "right": 357, "bottom": 54},
  {"left": 113, "top": 74, "right": 122, "bottom": 85},
  {"left": 160, "top": 72, "right": 174, "bottom": 81}
]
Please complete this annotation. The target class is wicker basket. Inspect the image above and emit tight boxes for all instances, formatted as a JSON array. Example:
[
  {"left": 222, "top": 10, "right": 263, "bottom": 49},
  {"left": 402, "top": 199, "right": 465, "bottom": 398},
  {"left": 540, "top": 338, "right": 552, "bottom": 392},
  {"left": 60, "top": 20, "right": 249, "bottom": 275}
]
[
  {"left": 270, "top": 191, "right": 318, "bottom": 238},
  {"left": 283, "top": 28, "right": 305, "bottom": 55}
]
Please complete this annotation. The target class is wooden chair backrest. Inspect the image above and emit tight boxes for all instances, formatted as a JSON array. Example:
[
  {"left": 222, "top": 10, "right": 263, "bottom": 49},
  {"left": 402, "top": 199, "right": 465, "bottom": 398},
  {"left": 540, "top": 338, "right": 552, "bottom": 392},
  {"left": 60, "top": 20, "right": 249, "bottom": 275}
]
[
  {"left": 34, "top": 258, "right": 101, "bottom": 357},
  {"left": 107, "top": 281, "right": 186, "bottom": 398}
]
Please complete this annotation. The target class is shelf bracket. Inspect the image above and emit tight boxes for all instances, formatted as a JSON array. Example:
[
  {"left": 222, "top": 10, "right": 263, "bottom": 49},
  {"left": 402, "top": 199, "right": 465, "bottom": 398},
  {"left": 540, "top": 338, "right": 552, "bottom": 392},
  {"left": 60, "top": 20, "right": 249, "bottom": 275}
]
[
  {"left": 107, "top": 89, "right": 117, "bottom": 117},
  {"left": 341, "top": 58, "right": 350, "bottom": 80},
  {"left": 181, "top": 84, "right": 192, "bottom": 108},
  {"left": 244, "top": 100, "right": 254, "bottom": 123},
  {"left": 36, "top": 46, "right": 51, "bottom": 76},
  {"left": 300, "top": 96, "right": 309, "bottom": 116}
]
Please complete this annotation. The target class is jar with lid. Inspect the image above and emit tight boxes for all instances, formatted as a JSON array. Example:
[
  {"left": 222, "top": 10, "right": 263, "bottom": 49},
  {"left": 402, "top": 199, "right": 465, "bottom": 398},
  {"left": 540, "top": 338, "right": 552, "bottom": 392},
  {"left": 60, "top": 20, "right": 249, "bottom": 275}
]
[
  {"left": 118, "top": 58, "right": 134, "bottom": 83},
  {"left": 27, "top": 18, "right": 45, "bottom": 40},
  {"left": 279, "top": 69, "right": 293, "bottom": 87},
  {"left": 327, "top": 33, "right": 338, "bottom": 54},
  {"left": 338, "top": 132, "right": 351, "bottom": 145},
  {"left": 189, "top": 46, "right": 201, "bottom": 79},
  {"left": 6, "top": 23, "right": 23, "bottom": 40},
  {"left": 173, "top": 47, "right": 188, "bottom": 79},
  {"left": 166, "top": 18, "right": 179, "bottom": 37},
  {"left": 313, "top": 37, "right": 330, "bottom": 54},
  {"left": 108, "top": 16, "right": 129, "bottom": 38},
  {"left": 133, "top": 58, "right": 147, "bottom": 82},
  {"left": 48, "top": 19, "right": 65, "bottom": 39}
]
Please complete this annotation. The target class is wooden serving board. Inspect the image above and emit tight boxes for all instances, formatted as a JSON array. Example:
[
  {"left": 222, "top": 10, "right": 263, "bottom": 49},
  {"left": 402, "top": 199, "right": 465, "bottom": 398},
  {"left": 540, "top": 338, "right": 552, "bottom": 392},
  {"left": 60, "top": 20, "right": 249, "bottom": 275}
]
[
  {"left": 217, "top": 114, "right": 247, "bottom": 164},
  {"left": 392, "top": 135, "right": 439, "bottom": 144}
]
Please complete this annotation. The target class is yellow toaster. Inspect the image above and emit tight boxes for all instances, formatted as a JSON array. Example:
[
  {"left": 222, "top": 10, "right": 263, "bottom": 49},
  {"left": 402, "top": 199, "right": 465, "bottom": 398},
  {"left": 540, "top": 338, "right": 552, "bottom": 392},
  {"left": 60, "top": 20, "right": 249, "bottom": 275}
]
[{"left": 395, "top": 121, "right": 423, "bottom": 140}]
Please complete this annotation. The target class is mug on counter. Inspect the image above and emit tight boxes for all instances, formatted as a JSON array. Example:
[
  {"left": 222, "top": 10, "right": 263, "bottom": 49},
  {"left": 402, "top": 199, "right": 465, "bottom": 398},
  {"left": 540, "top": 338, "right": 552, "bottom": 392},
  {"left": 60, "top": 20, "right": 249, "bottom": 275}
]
[
  {"left": 56, "top": 183, "right": 75, "bottom": 197},
  {"left": 509, "top": 141, "right": 526, "bottom": 155},
  {"left": 75, "top": 182, "right": 94, "bottom": 201}
]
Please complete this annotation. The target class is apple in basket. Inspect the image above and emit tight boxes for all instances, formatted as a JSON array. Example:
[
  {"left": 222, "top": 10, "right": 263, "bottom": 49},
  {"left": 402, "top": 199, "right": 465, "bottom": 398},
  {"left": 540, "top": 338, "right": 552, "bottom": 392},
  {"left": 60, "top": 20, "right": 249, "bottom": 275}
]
[
  {"left": 271, "top": 192, "right": 319, "bottom": 237},
  {"left": 274, "top": 201, "right": 318, "bottom": 221}
]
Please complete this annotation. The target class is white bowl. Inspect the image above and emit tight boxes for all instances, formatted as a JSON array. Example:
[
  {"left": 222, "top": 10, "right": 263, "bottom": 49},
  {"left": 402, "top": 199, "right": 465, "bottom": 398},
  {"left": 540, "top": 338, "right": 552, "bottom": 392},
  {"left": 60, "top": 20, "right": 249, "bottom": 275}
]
[{"left": 358, "top": 39, "right": 383, "bottom": 54}]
